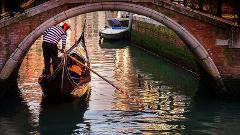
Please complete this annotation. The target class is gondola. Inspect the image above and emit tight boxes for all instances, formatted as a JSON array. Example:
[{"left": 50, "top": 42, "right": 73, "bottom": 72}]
[
  {"left": 99, "top": 13, "right": 133, "bottom": 40},
  {"left": 99, "top": 18, "right": 131, "bottom": 40},
  {"left": 38, "top": 29, "right": 91, "bottom": 101}
]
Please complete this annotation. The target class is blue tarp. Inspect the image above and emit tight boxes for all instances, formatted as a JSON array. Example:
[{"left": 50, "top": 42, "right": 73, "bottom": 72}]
[{"left": 112, "top": 19, "right": 121, "bottom": 25}]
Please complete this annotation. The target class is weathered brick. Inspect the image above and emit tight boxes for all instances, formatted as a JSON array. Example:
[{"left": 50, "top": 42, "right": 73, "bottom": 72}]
[{"left": 0, "top": 1, "right": 239, "bottom": 80}]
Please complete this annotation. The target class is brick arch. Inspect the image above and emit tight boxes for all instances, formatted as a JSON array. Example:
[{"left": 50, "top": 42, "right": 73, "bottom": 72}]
[{"left": 0, "top": 2, "right": 222, "bottom": 84}]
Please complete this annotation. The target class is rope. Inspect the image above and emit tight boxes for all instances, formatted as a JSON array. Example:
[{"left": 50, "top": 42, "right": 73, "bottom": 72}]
[
  {"left": 60, "top": 53, "right": 67, "bottom": 92},
  {"left": 67, "top": 54, "right": 144, "bottom": 108},
  {"left": 59, "top": 19, "right": 87, "bottom": 92}
]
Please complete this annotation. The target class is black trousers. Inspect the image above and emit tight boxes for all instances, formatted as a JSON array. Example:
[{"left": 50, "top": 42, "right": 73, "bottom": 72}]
[{"left": 42, "top": 41, "right": 58, "bottom": 75}]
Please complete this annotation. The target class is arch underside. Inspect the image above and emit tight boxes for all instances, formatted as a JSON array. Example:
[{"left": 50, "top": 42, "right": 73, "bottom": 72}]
[{"left": 0, "top": 2, "right": 222, "bottom": 85}]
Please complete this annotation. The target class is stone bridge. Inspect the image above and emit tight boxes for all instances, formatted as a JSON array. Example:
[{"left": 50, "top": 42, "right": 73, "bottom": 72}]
[{"left": 0, "top": 0, "right": 240, "bottom": 98}]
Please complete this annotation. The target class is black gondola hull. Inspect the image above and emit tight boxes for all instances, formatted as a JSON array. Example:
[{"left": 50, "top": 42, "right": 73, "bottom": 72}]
[{"left": 39, "top": 57, "right": 91, "bottom": 101}]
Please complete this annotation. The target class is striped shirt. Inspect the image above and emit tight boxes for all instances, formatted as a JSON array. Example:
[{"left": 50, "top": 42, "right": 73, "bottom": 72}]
[{"left": 43, "top": 25, "right": 67, "bottom": 49}]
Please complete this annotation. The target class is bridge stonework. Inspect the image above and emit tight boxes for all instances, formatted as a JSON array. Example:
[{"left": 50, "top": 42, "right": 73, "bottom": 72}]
[
  {"left": 0, "top": 0, "right": 239, "bottom": 99},
  {"left": 0, "top": 3, "right": 77, "bottom": 69},
  {"left": 146, "top": 3, "right": 240, "bottom": 97}
]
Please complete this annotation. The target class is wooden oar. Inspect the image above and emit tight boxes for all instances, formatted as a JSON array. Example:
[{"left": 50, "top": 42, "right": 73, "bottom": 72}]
[{"left": 67, "top": 54, "right": 144, "bottom": 107}]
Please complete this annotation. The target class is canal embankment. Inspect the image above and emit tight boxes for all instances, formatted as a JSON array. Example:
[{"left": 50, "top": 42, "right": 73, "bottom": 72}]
[{"left": 131, "top": 16, "right": 197, "bottom": 74}]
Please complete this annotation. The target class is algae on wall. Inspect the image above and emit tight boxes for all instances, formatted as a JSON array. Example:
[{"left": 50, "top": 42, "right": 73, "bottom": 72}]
[{"left": 131, "top": 21, "right": 197, "bottom": 72}]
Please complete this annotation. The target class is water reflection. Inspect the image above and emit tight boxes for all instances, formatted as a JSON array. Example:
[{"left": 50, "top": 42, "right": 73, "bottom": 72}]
[
  {"left": 182, "top": 98, "right": 240, "bottom": 135},
  {"left": 1, "top": 11, "right": 238, "bottom": 135},
  {"left": 0, "top": 95, "right": 37, "bottom": 135},
  {"left": 82, "top": 11, "right": 195, "bottom": 133},
  {"left": 18, "top": 37, "right": 43, "bottom": 128},
  {"left": 39, "top": 94, "right": 90, "bottom": 135},
  {"left": 100, "top": 40, "right": 129, "bottom": 49}
]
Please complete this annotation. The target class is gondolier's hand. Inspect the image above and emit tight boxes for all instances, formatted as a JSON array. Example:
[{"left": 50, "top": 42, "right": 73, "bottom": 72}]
[{"left": 60, "top": 48, "right": 65, "bottom": 53}]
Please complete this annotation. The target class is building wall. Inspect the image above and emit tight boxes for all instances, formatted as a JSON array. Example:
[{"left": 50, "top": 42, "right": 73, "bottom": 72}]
[{"left": 131, "top": 20, "right": 197, "bottom": 72}]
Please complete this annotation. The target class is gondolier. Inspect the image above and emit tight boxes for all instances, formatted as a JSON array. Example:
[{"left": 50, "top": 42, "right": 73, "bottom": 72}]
[
  {"left": 42, "top": 23, "right": 71, "bottom": 76},
  {"left": 39, "top": 24, "right": 91, "bottom": 101}
]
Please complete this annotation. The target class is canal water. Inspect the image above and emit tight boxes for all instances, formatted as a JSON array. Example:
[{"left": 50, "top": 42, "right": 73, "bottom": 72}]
[{"left": 1, "top": 12, "right": 240, "bottom": 135}]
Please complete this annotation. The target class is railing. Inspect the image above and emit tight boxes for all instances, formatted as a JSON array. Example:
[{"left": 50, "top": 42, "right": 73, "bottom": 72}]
[
  {"left": 22, "top": 0, "right": 50, "bottom": 9},
  {"left": 162, "top": 0, "right": 239, "bottom": 25},
  {"left": 0, "top": 0, "right": 50, "bottom": 19},
  {"left": 1, "top": 0, "right": 239, "bottom": 25}
]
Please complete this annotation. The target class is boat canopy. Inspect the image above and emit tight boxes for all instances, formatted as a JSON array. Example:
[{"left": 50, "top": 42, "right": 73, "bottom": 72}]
[
  {"left": 112, "top": 19, "right": 121, "bottom": 26},
  {"left": 108, "top": 18, "right": 129, "bottom": 27}
]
